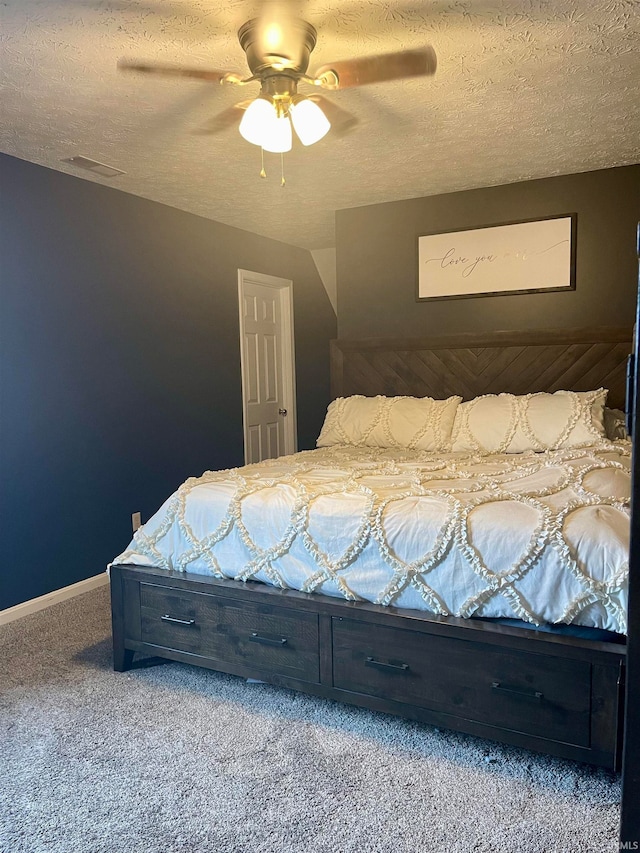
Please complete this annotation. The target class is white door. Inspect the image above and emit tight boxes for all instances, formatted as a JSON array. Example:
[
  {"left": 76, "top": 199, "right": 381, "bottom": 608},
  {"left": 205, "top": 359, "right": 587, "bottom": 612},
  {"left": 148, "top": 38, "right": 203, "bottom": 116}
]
[{"left": 238, "top": 270, "right": 297, "bottom": 464}]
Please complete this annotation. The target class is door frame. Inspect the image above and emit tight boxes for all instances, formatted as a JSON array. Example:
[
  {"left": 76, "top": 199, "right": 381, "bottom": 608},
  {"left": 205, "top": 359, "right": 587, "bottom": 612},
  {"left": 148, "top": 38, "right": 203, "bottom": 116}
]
[{"left": 237, "top": 269, "right": 298, "bottom": 463}]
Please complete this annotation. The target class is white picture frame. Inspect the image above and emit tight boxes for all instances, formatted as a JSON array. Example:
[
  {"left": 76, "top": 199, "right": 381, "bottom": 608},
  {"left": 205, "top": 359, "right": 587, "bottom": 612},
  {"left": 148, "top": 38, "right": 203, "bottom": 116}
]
[{"left": 417, "top": 214, "right": 576, "bottom": 301}]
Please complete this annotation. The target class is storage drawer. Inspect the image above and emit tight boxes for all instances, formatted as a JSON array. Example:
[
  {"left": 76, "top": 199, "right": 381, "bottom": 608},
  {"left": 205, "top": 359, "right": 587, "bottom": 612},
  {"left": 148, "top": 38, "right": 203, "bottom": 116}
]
[
  {"left": 141, "top": 583, "right": 213, "bottom": 656},
  {"left": 213, "top": 597, "right": 319, "bottom": 682},
  {"left": 141, "top": 583, "right": 320, "bottom": 683},
  {"left": 332, "top": 618, "right": 592, "bottom": 746}
]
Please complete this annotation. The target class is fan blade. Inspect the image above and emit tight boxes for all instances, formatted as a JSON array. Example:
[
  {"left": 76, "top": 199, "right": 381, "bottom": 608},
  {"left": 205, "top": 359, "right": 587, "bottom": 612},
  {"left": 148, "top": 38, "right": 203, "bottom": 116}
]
[
  {"left": 193, "top": 100, "right": 254, "bottom": 135},
  {"left": 313, "top": 46, "right": 437, "bottom": 90},
  {"left": 307, "top": 96, "right": 358, "bottom": 137},
  {"left": 118, "top": 60, "right": 240, "bottom": 84}
]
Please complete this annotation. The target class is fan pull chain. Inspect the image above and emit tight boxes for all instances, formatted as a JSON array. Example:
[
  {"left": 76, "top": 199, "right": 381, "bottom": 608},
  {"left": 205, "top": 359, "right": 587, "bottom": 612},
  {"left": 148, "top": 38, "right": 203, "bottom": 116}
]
[{"left": 257, "top": 151, "right": 286, "bottom": 184}]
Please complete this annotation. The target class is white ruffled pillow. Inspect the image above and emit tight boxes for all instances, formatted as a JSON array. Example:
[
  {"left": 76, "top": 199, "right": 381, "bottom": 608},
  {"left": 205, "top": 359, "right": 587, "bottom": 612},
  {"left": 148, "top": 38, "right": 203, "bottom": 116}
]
[
  {"left": 317, "top": 394, "right": 462, "bottom": 451},
  {"left": 450, "top": 389, "right": 608, "bottom": 455}
]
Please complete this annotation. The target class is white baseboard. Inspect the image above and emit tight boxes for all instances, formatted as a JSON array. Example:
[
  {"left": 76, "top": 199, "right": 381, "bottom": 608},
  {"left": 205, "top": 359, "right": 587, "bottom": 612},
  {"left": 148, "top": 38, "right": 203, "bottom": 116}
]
[{"left": 0, "top": 573, "right": 109, "bottom": 626}]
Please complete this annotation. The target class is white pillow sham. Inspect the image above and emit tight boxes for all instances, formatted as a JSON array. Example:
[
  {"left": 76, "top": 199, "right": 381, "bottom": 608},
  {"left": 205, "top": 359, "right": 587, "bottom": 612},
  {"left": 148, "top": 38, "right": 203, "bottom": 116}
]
[
  {"left": 450, "top": 389, "right": 608, "bottom": 454},
  {"left": 316, "top": 394, "right": 462, "bottom": 451}
]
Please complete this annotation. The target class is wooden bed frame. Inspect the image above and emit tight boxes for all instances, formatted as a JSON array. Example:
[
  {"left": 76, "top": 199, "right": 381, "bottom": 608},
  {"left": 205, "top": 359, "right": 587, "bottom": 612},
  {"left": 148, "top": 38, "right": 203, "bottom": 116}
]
[{"left": 111, "top": 326, "right": 632, "bottom": 771}]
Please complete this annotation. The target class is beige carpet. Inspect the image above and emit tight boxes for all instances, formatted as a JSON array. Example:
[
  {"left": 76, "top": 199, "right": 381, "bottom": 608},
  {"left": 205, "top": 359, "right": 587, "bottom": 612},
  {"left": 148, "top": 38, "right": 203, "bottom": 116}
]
[{"left": 0, "top": 586, "right": 621, "bottom": 853}]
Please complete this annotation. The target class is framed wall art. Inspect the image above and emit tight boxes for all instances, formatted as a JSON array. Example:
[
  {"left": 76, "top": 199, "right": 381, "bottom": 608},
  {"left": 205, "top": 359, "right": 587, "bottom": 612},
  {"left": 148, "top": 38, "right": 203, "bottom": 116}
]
[{"left": 416, "top": 214, "right": 576, "bottom": 301}]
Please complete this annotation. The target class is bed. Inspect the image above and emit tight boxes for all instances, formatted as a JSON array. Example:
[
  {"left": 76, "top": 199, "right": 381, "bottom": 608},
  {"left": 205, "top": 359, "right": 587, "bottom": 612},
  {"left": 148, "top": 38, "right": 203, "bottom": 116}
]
[{"left": 110, "top": 327, "right": 631, "bottom": 769}]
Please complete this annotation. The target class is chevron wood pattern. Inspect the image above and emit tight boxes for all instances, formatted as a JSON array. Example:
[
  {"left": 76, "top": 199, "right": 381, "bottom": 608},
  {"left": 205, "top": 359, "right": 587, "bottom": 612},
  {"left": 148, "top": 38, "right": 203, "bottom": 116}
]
[{"left": 331, "top": 328, "right": 632, "bottom": 410}]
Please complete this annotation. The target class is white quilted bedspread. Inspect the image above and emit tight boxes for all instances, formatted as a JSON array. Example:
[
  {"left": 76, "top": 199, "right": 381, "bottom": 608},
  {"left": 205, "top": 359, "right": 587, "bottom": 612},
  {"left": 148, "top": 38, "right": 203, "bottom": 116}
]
[{"left": 112, "top": 442, "right": 631, "bottom": 633}]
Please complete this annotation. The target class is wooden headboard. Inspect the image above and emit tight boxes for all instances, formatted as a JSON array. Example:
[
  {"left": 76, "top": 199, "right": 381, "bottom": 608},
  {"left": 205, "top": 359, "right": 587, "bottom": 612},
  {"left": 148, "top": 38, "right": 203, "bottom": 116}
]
[{"left": 330, "top": 327, "right": 632, "bottom": 411}]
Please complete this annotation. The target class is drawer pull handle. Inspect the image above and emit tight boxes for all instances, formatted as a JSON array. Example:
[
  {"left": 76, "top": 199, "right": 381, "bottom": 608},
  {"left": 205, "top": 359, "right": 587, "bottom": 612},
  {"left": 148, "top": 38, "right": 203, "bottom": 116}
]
[
  {"left": 250, "top": 632, "right": 288, "bottom": 647},
  {"left": 161, "top": 615, "right": 196, "bottom": 627},
  {"left": 491, "top": 681, "right": 543, "bottom": 702},
  {"left": 365, "top": 656, "right": 409, "bottom": 673}
]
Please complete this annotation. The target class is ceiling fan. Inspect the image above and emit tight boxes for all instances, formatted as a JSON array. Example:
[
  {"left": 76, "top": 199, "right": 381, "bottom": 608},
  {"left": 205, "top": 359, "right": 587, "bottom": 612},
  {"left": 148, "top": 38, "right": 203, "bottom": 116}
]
[{"left": 118, "top": 1, "right": 437, "bottom": 167}]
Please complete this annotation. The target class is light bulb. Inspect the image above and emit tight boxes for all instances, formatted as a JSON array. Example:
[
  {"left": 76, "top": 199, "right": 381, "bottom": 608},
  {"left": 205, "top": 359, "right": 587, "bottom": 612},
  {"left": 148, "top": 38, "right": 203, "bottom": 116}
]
[
  {"left": 239, "top": 98, "right": 277, "bottom": 147},
  {"left": 290, "top": 98, "right": 331, "bottom": 146}
]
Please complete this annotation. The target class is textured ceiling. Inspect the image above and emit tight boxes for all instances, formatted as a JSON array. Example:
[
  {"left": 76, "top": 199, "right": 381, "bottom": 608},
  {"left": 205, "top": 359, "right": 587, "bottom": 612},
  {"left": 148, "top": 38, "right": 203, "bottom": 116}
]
[{"left": 1, "top": 1, "right": 639, "bottom": 249}]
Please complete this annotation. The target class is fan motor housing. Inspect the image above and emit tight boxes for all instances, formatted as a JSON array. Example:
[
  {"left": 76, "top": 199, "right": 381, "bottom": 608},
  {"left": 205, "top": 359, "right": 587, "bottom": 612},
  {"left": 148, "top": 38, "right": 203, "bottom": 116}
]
[{"left": 238, "top": 17, "right": 317, "bottom": 76}]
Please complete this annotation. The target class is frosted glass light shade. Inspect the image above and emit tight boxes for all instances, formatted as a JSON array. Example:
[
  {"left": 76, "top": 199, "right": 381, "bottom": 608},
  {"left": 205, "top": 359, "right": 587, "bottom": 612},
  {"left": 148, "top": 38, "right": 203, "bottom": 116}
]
[
  {"left": 290, "top": 98, "right": 331, "bottom": 146},
  {"left": 239, "top": 98, "right": 277, "bottom": 147},
  {"left": 260, "top": 114, "right": 293, "bottom": 153}
]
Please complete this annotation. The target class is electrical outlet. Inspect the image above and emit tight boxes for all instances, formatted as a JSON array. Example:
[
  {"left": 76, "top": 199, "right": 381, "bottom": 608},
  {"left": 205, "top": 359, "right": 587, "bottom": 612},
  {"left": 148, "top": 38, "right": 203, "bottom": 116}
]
[{"left": 131, "top": 511, "right": 142, "bottom": 532}]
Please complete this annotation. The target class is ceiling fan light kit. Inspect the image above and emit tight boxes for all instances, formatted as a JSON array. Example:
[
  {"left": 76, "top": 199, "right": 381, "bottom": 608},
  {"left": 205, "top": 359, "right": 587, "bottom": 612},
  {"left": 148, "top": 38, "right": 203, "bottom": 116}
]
[
  {"left": 239, "top": 77, "right": 331, "bottom": 153},
  {"left": 118, "top": 7, "right": 437, "bottom": 181}
]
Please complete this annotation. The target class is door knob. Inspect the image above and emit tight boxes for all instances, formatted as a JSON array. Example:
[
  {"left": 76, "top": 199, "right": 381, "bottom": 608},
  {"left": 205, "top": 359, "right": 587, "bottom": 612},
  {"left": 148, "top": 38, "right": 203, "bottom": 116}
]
[{"left": 278, "top": 408, "right": 287, "bottom": 416}]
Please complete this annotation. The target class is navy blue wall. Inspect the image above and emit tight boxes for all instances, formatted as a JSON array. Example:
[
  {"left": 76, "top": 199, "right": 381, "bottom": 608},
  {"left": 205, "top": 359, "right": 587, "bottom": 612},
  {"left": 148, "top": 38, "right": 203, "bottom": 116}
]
[
  {"left": 337, "top": 165, "right": 640, "bottom": 338},
  {"left": 0, "top": 154, "right": 336, "bottom": 609}
]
